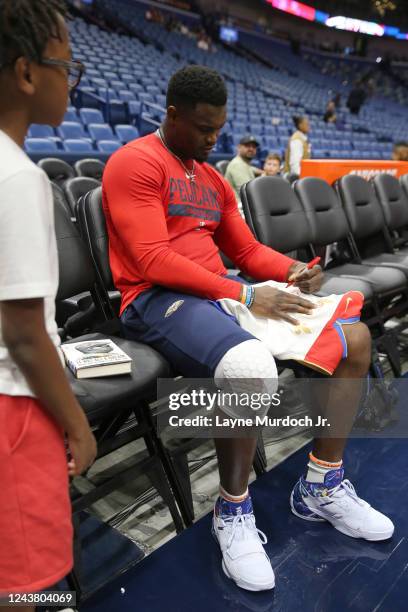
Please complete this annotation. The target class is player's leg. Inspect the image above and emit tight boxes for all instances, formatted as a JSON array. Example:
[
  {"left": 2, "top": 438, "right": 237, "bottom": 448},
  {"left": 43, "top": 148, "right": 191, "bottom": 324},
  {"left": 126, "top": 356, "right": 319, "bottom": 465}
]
[
  {"left": 122, "top": 289, "right": 277, "bottom": 590},
  {"left": 291, "top": 322, "right": 394, "bottom": 541}
]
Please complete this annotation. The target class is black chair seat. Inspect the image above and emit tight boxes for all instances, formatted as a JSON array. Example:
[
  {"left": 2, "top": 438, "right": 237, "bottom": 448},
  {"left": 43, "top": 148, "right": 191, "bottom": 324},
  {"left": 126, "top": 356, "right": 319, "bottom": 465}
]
[
  {"left": 64, "top": 333, "right": 170, "bottom": 423},
  {"left": 361, "top": 252, "right": 408, "bottom": 278},
  {"left": 318, "top": 273, "right": 374, "bottom": 300},
  {"left": 329, "top": 263, "right": 406, "bottom": 295}
]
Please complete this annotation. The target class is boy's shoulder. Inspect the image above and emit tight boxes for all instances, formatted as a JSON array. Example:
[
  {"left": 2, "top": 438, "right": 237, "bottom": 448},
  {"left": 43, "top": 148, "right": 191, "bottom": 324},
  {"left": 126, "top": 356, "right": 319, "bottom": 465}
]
[{"left": 0, "top": 130, "right": 45, "bottom": 186}]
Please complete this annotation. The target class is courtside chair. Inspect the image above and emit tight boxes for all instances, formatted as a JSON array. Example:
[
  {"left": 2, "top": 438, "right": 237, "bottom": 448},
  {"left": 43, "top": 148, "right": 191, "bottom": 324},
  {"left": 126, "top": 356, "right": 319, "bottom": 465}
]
[
  {"left": 38, "top": 158, "right": 75, "bottom": 187},
  {"left": 75, "top": 158, "right": 106, "bottom": 181},
  {"left": 53, "top": 189, "right": 184, "bottom": 535}
]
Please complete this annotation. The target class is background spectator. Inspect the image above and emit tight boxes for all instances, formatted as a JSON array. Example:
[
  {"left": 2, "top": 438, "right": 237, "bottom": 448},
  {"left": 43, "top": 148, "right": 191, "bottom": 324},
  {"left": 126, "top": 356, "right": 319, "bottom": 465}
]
[
  {"left": 263, "top": 153, "right": 282, "bottom": 176},
  {"left": 284, "top": 116, "right": 311, "bottom": 176}
]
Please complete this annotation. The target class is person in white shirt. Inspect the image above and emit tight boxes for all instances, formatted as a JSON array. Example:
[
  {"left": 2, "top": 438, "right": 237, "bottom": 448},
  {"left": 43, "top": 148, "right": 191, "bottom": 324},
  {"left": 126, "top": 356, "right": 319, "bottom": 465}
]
[
  {"left": 0, "top": 2, "right": 96, "bottom": 608},
  {"left": 284, "top": 115, "right": 311, "bottom": 176}
]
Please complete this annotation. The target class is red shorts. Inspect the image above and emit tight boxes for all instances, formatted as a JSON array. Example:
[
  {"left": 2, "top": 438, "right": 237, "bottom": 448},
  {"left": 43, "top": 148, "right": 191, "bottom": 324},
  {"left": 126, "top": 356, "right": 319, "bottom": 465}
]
[{"left": 0, "top": 395, "right": 73, "bottom": 594}]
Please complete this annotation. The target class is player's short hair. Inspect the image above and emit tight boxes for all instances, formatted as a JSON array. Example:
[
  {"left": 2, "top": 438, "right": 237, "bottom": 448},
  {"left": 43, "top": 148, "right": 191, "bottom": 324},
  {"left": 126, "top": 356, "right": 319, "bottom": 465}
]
[
  {"left": 0, "top": 0, "right": 67, "bottom": 70},
  {"left": 265, "top": 153, "right": 281, "bottom": 163},
  {"left": 166, "top": 65, "right": 227, "bottom": 110}
]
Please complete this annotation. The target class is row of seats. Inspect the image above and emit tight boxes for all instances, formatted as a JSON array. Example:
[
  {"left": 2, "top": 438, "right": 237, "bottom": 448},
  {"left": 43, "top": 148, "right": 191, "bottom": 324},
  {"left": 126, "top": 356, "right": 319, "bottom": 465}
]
[{"left": 241, "top": 172, "right": 408, "bottom": 376}]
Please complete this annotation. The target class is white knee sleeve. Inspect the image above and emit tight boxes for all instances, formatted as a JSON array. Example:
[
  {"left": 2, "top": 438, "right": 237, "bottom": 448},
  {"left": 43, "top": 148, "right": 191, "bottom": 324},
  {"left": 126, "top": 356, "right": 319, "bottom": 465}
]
[{"left": 214, "top": 339, "right": 278, "bottom": 419}]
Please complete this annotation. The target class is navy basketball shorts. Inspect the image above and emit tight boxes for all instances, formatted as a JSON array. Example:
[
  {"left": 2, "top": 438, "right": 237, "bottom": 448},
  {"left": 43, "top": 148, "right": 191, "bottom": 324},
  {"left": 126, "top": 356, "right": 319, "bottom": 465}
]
[{"left": 121, "top": 277, "right": 255, "bottom": 377}]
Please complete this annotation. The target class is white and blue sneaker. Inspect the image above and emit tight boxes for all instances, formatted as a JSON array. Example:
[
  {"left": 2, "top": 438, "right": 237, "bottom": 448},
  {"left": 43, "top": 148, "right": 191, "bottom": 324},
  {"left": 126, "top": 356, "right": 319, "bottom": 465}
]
[
  {"left": 212, "top": 495, "right": 275, "bottom": 591},
  {"left": 290, "top": 467, "right": 394, "bottom": 541}
]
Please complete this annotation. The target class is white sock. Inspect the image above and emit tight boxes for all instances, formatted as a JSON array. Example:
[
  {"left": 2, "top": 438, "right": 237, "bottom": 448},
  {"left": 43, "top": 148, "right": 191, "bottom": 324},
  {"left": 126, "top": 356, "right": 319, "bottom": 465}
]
[
  {"left": 219, "top": 485, "right": 249, "bottom": 502},
  {"left": 305, "top": 453, "right": 343, "bottom": 484}
]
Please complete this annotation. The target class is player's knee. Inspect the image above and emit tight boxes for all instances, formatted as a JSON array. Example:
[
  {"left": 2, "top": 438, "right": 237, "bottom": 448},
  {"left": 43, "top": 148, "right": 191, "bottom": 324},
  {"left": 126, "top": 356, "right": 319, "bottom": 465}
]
[
  {"left": 344, "top": 322, "right": 371, "bottom": 373},
  {"left": 214, "top": 339, "right": 278, "bottom": 418}
]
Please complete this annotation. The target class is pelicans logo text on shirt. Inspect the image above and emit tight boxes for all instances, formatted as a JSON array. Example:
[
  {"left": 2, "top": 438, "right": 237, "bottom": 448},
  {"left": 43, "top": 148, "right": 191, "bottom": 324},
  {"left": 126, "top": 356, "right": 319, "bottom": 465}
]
[{"left": 168, "top": 178, "right": 222, "bottom": 222}]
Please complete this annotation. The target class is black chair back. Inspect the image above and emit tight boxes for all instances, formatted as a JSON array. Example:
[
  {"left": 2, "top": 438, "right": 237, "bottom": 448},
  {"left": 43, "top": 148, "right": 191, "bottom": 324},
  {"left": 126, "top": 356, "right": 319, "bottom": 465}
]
[
  {"left": 294, "top": 177, "right": 351, "bottom": 246},
  {"left": 64, "top": 177, "right": 101, "bottom": 216},
  {"left": 215, "top": 160, "right": 230, "bottom": 176},
  {"left": 241, "top": 176, "right": 313, "bottom": 252},
  {"left": 373, "top": 174, "right": 408, "bottom": 231},
  {"left": 75, "top": 158, "right": 106, "bottom": 181},
  {"left": 54, "top": 188, "right": 96, "bottom": 302},
  {"left": 38, "top": 157, "right": 75, "bottom": 187},
  {"left": 77, "top": 187, "right": 115, "bottom": 297},
  {"left": 337, "top": 174, "right": 393, "bottom": 258}
]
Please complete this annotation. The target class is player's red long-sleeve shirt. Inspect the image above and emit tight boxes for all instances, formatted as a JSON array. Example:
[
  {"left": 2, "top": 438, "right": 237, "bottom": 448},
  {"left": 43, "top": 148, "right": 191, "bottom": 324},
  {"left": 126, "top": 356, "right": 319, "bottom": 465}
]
[{"left": 102, "top": 133, "right": 295, "bottom": 315}]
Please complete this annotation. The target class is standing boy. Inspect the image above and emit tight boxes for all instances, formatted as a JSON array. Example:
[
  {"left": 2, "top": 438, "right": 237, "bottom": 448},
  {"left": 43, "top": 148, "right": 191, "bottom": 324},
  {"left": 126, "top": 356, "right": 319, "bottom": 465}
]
[{"left": 0, "top": 2, "right": 96, "bottom": 610}]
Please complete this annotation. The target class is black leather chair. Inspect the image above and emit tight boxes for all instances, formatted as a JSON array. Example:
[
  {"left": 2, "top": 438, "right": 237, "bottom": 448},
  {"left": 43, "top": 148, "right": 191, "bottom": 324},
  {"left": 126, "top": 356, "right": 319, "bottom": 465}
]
[
  {"left": 51, "top": 181, "right": 72, "bottom": 218},
  {"left": 54, "top": 191, "right": 184, "bottom": 535},
  {"left": 294, "top": 177, "right": 407, "bottom": 305},
  {"left": 75, "top": 158, "right": 106, "bottom": 181},
  {"left": 38, "top": 157, "right": 75, "bottom": 187},
  {"left": 241, "top": 176, "right": 405, "bottom": 373},
  {"left": 337, "top": 175, "right": 408, "bottom": 277},
  {"left": 373, "top": 174, "right": 408, "bottom": 250},
  {"left": 240, "top": 176, "right": 376, "bottom": 303},
  {"left": 63, "top": 177, "right": 101, "bottom": 217},
  {"left": 77, "top": 187, "right": 269, "bottom": 526},
  {"left": 215, "top": 159, "right": 230, "bottom": 176}
]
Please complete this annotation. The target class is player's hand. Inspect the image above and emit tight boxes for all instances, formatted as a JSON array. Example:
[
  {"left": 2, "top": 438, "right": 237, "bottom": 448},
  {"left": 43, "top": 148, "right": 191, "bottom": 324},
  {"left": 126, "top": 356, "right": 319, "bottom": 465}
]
[
  {"left": 287, "top": 263, "right": 324, "bottom": 294},
  {"left": 249, "top": 285, "right": 316, "bottom": 325},
  {"left": 67, "top": 422, "right": 97, "bottom": 477}
]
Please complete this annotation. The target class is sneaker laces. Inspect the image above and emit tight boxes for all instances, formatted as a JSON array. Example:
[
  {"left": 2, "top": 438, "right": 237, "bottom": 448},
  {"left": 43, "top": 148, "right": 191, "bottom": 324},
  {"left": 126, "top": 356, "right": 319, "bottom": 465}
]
[
  {"left": 221, "top": 513, "right": 268, "bottom": 550},
  {"left": 324, "top": 479, "right": 367, "bottom": 508}
]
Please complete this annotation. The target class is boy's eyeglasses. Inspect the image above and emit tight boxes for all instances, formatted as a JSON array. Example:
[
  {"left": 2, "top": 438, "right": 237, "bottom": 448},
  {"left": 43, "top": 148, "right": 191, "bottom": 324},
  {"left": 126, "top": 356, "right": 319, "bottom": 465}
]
[{"left": 41, "top": 58, "right": 86, "bottom": 90}]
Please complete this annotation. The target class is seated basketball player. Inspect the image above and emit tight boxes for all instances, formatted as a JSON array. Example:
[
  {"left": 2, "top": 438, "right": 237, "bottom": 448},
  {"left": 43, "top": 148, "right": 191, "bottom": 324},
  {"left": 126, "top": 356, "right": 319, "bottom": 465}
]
[{"left": 103, "top": 65, "right": 394, "bottom": 592}]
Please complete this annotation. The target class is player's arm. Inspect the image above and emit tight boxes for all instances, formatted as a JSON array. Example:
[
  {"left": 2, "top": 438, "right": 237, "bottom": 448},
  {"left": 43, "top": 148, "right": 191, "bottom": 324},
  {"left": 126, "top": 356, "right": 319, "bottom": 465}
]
[
  {"left": 1, "top": 299, "right": 96, "bottom": 475},
  {"left": 104, "top": 150, "right": 242, "bottom": 301}
]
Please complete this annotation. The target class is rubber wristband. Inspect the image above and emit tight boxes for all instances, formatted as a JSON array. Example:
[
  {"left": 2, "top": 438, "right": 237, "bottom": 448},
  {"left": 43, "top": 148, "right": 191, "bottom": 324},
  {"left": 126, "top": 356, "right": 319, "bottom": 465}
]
[
  {"left": 247, "top": 287, "right": 255, "bottom": 309},
  {"left": 244, "top": 285, "right": 254, "bottom": 308},
  {"left": 239, "top": 285, "right": 248, "bottom": 304}
]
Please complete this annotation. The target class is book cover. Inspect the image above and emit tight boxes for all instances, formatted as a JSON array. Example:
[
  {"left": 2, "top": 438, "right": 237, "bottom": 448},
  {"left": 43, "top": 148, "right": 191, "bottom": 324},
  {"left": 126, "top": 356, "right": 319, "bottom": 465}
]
[{"left": 61, "top": 339, "right": 132, "bottom": 378}]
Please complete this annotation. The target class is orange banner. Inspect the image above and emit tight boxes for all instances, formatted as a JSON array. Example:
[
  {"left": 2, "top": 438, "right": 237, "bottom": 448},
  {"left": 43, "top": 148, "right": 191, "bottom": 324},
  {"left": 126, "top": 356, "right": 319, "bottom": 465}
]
[{"left": 300, "top": 160, "right": 408, "bottom": 184}]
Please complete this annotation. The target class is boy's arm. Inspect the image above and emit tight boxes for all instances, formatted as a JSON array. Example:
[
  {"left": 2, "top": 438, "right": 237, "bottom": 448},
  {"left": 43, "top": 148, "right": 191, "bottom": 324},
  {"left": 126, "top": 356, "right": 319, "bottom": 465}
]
[{"left": 1, "top": 298, "right": 96, "bottom": 476}]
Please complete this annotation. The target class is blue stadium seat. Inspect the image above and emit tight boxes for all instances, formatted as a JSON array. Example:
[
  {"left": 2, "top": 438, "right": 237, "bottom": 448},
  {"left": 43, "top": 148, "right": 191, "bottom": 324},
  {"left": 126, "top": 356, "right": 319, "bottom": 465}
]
[
  {"left": 97, "top": 140, "right": 122, "bottom": 153},
  {"left": 79, "top": 108, "right": 105, "bottom": 125},
  {"left": 88, "top": 123, "right": 116, "bottom": 141},
  {"left": 64, "top": 107, "right": 78, "bottom": 122},
  {"left": 57, "top": 121, "right": 88, "bottom": 140},
  {"left": 128, "top": 101, "right": 142, "bottom": 121},
  {"left": 115, "top": 125, "right": 140, "bottom": 143},
  {"left": 25, "top": 138, "right": 58, "bottom": 153},
  {"left": 63, "top": 139, "right": 94, "bottom": 153},
  {"left": 28, "top": 125, "right": 56, "bottom": 139},
  {"left": 118, "top": 90, "right": 136, "bottom": 103}
]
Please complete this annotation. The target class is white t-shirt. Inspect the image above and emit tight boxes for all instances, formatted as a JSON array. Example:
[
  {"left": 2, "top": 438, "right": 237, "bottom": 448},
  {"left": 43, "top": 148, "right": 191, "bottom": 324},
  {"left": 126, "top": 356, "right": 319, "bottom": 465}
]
[{"left": 0, "top": 129, "right": 62, "bottom": 397}]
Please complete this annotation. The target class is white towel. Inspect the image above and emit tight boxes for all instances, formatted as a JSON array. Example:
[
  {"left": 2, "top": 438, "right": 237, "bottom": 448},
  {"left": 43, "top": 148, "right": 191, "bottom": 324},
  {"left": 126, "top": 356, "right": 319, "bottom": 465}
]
[{"left": 218, "top": 281, "right": 364, "bottom": 375}]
